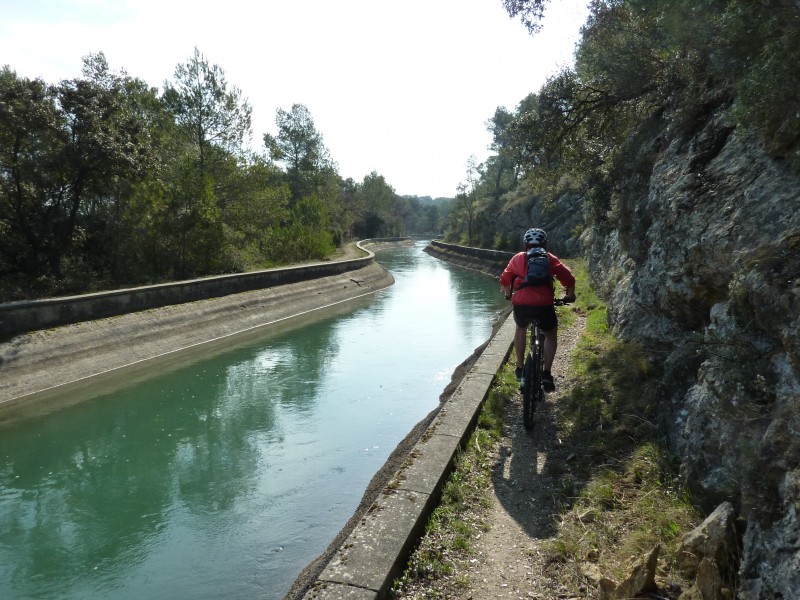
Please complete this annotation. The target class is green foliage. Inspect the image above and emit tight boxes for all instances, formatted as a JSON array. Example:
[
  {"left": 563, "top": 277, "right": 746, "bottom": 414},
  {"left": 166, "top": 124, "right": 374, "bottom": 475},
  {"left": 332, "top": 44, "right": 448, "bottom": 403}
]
[
  {"left": 261, "top": 196, "right": 335, "bottom": 264},
  {"left": 502, "top": 0, "right": 550, "bottom": 33},
  {"left": 0, "top": 52, "right": 447, "bottom": 301},
  {"left": 266, "top": 103, "right": 333, "bottom": 201},
  {"left": 162, "top": 47, "right": 252, "bottom": 169},
  {"left": 723, "top": 0, "right": 800, "bottom": 168},
  {"left": 0, "top": 67, "right": 63, "bottom": 291},
  {"left": 0, "top": 57, "right": 166, "bottom": 296},
  {"left": 445, "top": 0, "right": 800, "bottom": 251},
  {"left": 354, "top": 170, "right": 410, "bottom": 238}
]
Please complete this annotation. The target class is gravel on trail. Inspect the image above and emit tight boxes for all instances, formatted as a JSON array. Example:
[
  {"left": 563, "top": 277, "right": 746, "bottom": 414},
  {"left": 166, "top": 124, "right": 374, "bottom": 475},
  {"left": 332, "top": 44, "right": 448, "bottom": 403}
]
[{"left": 394, "top": 315, "right": 588, "bottom": 600}]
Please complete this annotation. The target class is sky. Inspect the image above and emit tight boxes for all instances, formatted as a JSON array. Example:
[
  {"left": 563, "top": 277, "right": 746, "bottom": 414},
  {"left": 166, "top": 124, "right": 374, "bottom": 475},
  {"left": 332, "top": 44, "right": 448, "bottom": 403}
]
[{"left": 1, "top": 0, "right": 590, "bottom": 199}]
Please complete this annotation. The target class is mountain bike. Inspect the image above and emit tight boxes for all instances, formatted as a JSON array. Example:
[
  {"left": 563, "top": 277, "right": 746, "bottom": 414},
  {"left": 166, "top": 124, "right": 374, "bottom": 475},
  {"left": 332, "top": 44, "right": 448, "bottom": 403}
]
[{"left": 519, "top": 298, "right": 572, "bottom": 431}]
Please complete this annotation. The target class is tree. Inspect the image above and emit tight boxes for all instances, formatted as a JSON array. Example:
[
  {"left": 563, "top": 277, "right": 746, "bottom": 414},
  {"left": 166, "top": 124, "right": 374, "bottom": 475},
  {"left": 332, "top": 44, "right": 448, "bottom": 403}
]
[
  {"left": 502, "top": 0, "right": 551, "bottom": 33},
  {"left": 162, "top": 47, "right": 252, "bottom": 179},
  {"left": 218, "top": 155, "right": 290, "bottom": 268},
  {"left": 486, "top": 106, "right": 520, "bottom": 198},
  {"left": 355, "top": 171, "right": 397, "bottom": 238},
  {"left": 160, "top": 49, "right": 252, "bottom": 275},
  {"left": 454, "top": 155, "right": 481, "bottom": 245},
  {"left": 332, "top": 177, "right": 362, "bottom": 241},
  {"left": 390, "top": 195, "right": 413, "bottom": 236},
  {"left": 0, "top": 68, "right": 63, "bottom": 287},
  {"left": 420, "top": 203, "right": 441, "bottom": 234},
  {"left": 0, "top": 52, "right": 180, "bottom": 298},
  {"left": 69, "top": 54, "right": 168, "bottom": 282},
  {"left": 264, "top": 103, "right": 333, "bottom": 202},
  {"left": 722, "top": 0, "right": 800, "bottom": 166}
]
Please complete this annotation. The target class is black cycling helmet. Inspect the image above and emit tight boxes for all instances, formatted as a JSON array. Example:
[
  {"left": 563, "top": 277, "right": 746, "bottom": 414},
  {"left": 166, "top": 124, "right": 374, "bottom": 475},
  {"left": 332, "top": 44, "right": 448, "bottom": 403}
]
[{"left": 523, "top": 228, "right": 548, "bottom": 249}]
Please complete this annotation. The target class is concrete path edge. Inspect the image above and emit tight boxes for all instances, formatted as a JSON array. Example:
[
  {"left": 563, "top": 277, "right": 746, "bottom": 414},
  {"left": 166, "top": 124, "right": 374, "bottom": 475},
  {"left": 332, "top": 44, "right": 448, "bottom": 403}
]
[{"left": 301, "top": 314, "right": 516, "bottom": 599}]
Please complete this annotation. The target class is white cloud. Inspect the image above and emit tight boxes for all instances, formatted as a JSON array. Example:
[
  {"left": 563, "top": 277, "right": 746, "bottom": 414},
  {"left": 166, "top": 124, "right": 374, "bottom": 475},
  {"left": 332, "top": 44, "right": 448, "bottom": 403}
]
[{"left": 0, "top": 0, "right": 589, "bottom": 198}]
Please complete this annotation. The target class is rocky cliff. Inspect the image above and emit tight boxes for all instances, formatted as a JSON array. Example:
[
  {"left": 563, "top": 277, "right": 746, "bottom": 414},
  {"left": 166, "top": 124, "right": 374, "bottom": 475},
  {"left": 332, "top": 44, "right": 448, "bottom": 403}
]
[
  {"left": 486, "top": 189, "right": 585, "bottom": 258},
  {"left": 587, "top": 108, "right": 800, "bottom": 597}
]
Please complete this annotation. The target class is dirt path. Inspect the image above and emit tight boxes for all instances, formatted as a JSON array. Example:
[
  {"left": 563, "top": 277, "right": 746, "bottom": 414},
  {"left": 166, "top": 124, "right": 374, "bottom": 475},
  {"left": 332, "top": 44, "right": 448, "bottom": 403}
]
[{"left": 398, "top": 315, "right": 587, "bottom": 599}]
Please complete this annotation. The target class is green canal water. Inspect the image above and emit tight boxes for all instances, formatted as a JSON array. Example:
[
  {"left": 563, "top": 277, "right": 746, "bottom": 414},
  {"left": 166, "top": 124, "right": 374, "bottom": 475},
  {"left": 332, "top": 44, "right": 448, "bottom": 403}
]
[{"left": 0, "top": 241, "right": 507, "bottom": 599}]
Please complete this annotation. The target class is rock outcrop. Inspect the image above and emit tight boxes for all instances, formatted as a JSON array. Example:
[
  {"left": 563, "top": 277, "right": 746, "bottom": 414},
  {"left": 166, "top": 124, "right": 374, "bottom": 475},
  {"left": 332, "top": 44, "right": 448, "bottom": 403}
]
[
  {"left": 678, "top": 501, "right": 738, "bottom": 599},
  {"left": 491, "top": 189, "right": 585, "bottom": 258},
  {"left": 588, "top": 107, "right": 800, "bottom": 597}
]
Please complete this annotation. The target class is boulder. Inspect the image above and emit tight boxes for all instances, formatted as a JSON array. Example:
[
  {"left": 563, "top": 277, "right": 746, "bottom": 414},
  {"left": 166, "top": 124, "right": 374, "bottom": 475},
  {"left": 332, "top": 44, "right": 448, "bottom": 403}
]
[
  {"left": 678, "top": 501, "right": 737, "bottom": 578},
  {"left": 597, "top": 544, "right": 659, "bottom": 599}
]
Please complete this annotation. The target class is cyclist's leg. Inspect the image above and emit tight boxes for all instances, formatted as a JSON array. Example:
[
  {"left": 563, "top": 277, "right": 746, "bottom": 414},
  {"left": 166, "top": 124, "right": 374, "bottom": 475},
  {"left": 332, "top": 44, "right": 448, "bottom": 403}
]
[
  {"left": 538, "top": 307, "right": 559, "bottom": 392},
  {"left": 528, "top": 306, "right": 558, "bottom": 369},
  {"left": 511, "top": 305, "right": 533, "bottom": 380},
  {"left": 543, "top": 326, "right": 558, "bottom": 371},
  {"left": 514, "top": 325, "right": 527, "bottom": 369},
  {"left": 540, "top": 327, "right": 557, "bottom": 392}
]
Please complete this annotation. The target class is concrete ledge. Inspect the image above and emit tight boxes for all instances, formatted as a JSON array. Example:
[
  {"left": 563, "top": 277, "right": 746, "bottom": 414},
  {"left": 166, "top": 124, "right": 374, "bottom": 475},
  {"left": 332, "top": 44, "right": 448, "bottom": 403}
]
[
  {"left": 301, "top": 315, "right": 516, "bottom": 599},
  {"left": 0, "top": 240, "right": 392, "bottom": 337},
  {"left": 423, "top": 240, "right": 513, "bottom": 278},
  {"left": 0, "top": 259, "right": 395, "bottom": 414}
]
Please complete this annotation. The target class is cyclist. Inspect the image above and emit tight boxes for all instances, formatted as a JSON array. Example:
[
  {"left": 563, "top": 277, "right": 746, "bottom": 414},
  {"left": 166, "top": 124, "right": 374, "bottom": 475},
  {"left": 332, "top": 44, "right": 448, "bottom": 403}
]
[{"left": 499, "top": 228, "right": 576, "bottom": 391}]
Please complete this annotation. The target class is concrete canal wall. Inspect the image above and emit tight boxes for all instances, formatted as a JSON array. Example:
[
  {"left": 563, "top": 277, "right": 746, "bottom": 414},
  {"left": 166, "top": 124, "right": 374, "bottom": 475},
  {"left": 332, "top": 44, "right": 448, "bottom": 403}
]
[
  {"left": 423, "top": 240, "right": 513, "bottom": 278},
  {"left": 0, "top": 240, "right": 402, "bottom": 411},
  {"left": 293, "top": 241, "right": 516, "bottom": 599},
  {"left": 0, "top": 240, "right": 409, "bottom": 338}
]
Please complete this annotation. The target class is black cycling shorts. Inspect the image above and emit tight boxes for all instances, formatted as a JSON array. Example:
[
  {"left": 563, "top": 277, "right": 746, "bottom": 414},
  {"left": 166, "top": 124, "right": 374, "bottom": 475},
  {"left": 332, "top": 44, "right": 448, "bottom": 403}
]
[{"left": 512, "top": 304, "right": 557, "bottom": 332}]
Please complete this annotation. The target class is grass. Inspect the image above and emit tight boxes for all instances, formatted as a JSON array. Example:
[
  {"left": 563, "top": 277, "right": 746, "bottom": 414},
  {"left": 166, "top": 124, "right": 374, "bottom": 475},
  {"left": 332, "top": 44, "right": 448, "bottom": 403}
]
[
  {"left": 545, "top": 263, "right": 700, "bottom": 593},
  {"left": 547, "top": 441, "right": 698, "bottom": 584},
  {"left": 392, "top": 258, "right": 701, "bottom": 598},
  {"left": 543, "top": 259, "right": 700, "bottom": 593},
  {"left": 390, "top": 365, "right": 518, "bottom": 597}
]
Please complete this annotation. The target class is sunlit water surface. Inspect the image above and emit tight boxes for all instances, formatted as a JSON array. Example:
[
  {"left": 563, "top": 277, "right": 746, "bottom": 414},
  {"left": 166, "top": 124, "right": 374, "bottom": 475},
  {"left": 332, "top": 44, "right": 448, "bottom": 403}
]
[{"left": 0, "top": 241, "right": 507, "bottom": 599}]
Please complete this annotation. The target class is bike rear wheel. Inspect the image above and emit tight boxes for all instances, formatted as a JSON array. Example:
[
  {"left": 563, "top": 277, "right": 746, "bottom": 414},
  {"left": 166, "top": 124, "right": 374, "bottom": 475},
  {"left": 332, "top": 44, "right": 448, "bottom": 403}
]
[
  {"left": 522, "top": 329, "right": 545, "bottom": 431},
  {"left": 521, "top": 356, "right": 536, "bottom": 430}
]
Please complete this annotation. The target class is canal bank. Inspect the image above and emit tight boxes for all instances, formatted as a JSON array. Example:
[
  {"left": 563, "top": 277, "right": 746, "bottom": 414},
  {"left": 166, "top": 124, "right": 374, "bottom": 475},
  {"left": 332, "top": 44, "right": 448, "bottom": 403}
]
[
  {"left": 0, "top": 240, "right": 397, "bottom": 414},
  {"left": 291, "top": 315, "right": 514, "bottom": 600},
  {"left": 289, "top": 242, "right": 514, "bottom": 599},
  {"left": 0, "top": 238, "right": 512, "bottom": 599},
  {"left": 423, "top": 240, "right": 513, "bottom": 278}
]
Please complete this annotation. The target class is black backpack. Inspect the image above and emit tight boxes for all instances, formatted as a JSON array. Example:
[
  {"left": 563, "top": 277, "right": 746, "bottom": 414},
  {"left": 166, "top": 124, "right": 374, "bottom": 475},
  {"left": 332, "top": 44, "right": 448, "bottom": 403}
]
[{"left": 521, "top": 247, "right": 551, "bottom": 287}]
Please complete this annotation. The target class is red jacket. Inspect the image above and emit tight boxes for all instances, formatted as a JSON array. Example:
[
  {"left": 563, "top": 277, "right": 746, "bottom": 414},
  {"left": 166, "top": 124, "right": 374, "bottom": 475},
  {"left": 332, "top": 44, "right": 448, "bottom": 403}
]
[{"left": 499, "top": 251, "right": 575, "bottom": 306}]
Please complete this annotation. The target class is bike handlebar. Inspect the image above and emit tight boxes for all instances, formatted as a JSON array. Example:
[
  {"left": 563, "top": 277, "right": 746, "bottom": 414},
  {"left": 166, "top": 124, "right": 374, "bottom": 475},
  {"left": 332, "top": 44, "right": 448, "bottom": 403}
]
[{"left": 503, "top": 292, "right": 575, "bottom": 306}]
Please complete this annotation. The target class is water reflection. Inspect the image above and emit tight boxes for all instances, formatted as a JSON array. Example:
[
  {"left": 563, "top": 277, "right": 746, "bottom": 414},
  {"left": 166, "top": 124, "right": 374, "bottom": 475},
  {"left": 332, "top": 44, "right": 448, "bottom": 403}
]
[
  {"left": 0, "top": 314, "right": 346, "bottom": 598},
  {"left": 0, "top": 241, "right": 507, "bottom": 600}
]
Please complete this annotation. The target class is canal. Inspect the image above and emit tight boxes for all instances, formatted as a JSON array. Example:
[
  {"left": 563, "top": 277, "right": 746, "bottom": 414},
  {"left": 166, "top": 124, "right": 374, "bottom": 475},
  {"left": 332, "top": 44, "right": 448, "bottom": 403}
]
[{"left": 0, "top": 241, "right": 507, "bottom": 599}]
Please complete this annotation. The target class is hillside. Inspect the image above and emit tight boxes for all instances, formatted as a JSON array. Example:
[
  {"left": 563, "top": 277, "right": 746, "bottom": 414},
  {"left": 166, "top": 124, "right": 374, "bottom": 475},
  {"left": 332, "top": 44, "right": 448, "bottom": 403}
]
[
  {"left": 432, "top": 2, "right": 800, "bottom": 596},
  {"left": 587, "top": 100, "right": 800, "bottom": 597}
]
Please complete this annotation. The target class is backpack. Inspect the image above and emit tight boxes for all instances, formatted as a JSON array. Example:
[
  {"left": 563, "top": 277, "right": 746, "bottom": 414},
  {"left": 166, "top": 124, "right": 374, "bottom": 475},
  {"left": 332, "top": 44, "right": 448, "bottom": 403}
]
[{"left": 521, "top": 247, "right": 551, "bottom": 287}]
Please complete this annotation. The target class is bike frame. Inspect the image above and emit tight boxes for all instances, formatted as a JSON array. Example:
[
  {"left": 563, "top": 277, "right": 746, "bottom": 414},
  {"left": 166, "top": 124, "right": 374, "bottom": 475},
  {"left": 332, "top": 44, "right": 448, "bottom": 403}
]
[
  {"left": 505, "top": 281, "right": 571, "bottom": 431},
  {"left": 521, "top": 318, "right": 545, "bottom": 431}
]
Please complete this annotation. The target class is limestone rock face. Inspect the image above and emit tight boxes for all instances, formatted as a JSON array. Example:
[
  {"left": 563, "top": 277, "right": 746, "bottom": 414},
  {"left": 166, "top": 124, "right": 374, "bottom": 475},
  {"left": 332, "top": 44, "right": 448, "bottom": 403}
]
[
  {"left": 492, "top": 190, "right": 585, "bottom": 257},
  {"left": 587, "top": 108, "right": 800, "bottom": 596}
]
